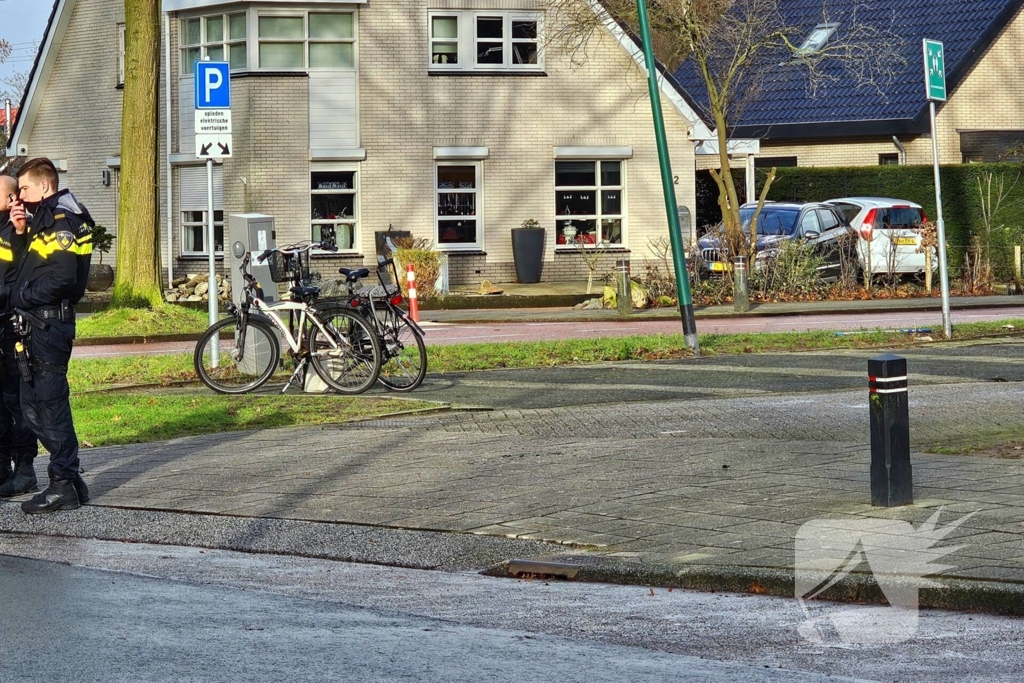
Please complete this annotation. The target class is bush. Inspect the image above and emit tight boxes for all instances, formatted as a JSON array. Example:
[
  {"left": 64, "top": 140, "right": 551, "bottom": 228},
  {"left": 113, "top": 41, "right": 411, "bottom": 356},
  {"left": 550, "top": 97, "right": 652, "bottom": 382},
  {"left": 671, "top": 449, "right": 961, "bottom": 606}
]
[
  {"left": 392, "top": 246, "right": 441, "bottom": 300},
  {"left": 751, "top": 241, "right": 827, "bottom": 299}
]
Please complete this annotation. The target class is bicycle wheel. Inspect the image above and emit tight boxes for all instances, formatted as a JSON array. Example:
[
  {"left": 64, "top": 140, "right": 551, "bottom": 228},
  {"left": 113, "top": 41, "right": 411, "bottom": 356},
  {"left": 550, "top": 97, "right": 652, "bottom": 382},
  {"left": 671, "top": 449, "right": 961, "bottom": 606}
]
[
  {"left": 308, "top": 307, "right": 381, "bottom": 394},
  {"left": 194, "top": 317, "right": 281, "bottom": 394},
  {"left": 376, "top": 306, "right": 427, "bottom": 392}
]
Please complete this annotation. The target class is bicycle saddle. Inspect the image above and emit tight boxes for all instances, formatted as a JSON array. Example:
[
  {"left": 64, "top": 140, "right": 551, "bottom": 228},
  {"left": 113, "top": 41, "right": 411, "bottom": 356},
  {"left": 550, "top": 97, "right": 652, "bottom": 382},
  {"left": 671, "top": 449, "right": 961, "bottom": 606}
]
[
  {"left": 289, "top": 285, "right": 321, "bottom": 299},
  {"left": 339, "top": 267, "right": 371, "bottom": 283}
]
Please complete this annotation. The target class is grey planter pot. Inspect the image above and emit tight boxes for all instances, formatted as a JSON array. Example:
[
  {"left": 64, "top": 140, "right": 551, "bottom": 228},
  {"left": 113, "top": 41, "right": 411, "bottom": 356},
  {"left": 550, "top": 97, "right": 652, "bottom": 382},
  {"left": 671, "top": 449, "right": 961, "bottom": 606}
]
[
  {"left": 511, "top": 228, "right": 546, "bottom": 284},
  {"left": 87, "top": 263, "right": 114, "bottom": 292}
]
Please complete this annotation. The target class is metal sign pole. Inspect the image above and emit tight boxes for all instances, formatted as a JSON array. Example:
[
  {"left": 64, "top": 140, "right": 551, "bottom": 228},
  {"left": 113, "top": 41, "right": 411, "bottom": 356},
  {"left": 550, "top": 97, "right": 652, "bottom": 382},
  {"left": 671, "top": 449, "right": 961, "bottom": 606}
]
[
  {"left": 207, "top": 157, "right": 219, "bottom": 365},
  {"left": 929, "top": 101, "right": 952, "bottom": 339},
  {"left": 923, "top": 39, "right": 952, "bottom": 339}
]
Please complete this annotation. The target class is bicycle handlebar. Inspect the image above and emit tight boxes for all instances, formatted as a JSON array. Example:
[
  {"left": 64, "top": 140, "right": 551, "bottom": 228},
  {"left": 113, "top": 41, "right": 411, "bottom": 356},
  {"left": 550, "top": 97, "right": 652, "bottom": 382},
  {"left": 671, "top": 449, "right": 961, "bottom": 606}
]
[{"left": 256, "top": 241, "right": 337, "bottom": 264}]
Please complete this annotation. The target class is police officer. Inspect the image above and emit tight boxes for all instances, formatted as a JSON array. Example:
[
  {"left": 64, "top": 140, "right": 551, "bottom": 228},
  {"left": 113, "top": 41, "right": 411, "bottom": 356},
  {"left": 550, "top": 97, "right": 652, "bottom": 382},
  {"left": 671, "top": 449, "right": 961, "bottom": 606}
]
[
  {"left": 0, "top": 176, "right": 38, "bottom": 497},
  {"left": 7, "top": 158, "right": 92, "bottom": 513}
]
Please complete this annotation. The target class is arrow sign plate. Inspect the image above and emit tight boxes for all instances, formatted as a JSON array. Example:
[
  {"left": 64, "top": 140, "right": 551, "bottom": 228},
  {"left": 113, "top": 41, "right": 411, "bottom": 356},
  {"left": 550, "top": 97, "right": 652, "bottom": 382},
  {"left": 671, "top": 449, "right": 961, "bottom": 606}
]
[{"left": 196, "top": 133, "right": 233, "bottom": 159}]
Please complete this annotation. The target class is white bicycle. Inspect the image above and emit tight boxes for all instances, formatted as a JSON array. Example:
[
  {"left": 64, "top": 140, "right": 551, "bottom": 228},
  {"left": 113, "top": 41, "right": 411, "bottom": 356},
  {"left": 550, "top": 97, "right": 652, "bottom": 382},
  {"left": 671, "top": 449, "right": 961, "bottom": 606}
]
[{"left": 193, "top": 242, "right": 382, "bottom": 394}]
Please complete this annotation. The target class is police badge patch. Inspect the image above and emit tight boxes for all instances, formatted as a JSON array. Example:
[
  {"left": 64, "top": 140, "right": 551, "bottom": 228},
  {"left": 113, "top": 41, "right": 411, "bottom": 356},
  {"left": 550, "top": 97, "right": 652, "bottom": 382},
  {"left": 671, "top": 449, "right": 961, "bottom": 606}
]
[{"left": 56, "top": 231, "right": 75, "bottom": 250}]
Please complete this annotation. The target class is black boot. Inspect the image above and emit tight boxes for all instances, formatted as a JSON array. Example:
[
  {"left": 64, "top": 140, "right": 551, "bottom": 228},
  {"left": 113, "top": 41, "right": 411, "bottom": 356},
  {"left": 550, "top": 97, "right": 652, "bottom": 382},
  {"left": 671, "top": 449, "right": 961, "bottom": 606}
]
[
  {"left": 21, "top": 477, "right": 80, "bottom": 514},
  {"left": 0, "top": 452, "right": 37, "bottom": 498},
  {"left": 0, "top": 456, "right": 12, "bottom": 489},
  {"left": 73, "top": 472, "right": 90, "bottom": 504}
]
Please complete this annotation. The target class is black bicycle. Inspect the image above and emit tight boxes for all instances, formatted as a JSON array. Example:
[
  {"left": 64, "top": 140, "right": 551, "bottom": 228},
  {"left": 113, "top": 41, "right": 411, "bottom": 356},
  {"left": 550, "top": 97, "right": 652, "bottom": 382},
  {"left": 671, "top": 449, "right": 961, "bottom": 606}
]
[
  {"left": 193, "top": 241, "right": 382, "bottom": 395},
  {"left": 325, "top": 242, "right": 427, "bottom": 392}
]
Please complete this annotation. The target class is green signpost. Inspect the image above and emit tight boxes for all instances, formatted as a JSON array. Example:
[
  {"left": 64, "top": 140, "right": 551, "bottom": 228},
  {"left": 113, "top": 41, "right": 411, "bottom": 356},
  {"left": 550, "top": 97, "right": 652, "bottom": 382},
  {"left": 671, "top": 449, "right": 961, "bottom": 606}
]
[
  {"left": 923, "top": 38, "right": 952, "bottom": 338},
  {"left": 924, "top": 39, "right": 947, "bottom": 102}
]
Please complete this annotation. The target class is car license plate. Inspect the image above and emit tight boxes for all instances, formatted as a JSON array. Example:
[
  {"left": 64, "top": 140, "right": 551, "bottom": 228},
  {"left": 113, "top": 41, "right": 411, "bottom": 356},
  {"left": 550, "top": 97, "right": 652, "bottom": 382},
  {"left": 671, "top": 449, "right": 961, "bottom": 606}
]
[
  {"left": 709, "top": 262, "right": 727, "bottom": 272},
  {"left": 895, "top": 237, "right": 917, "bottom": 246}
]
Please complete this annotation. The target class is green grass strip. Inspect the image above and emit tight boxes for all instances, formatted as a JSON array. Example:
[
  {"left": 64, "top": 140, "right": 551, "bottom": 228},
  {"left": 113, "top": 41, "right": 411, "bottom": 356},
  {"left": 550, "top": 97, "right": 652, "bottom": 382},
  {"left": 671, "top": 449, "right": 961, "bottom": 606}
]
[
  {"left": 72, "top": 392, "right": 437, "bottom": 447},
  {"left": 78, "top": 305, "right": 209, "bottom": 339}
]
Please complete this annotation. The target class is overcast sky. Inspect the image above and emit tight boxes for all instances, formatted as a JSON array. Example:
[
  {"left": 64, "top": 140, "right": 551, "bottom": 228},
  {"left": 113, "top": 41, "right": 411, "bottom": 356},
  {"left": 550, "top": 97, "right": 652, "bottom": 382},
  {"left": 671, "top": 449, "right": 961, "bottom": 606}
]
[{"left": 0, "top": 0, "right": 52, "bottom": 98}]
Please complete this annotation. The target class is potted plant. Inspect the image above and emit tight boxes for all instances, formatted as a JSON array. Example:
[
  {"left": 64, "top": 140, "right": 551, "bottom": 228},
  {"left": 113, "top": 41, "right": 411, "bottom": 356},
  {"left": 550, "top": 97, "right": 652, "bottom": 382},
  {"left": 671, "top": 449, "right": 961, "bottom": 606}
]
[
  {"left": 511, "top": 218, "right": 545, "bottom": 284},
  {"left": 86, "top": 224, "right": 115, "bottom": 291}
]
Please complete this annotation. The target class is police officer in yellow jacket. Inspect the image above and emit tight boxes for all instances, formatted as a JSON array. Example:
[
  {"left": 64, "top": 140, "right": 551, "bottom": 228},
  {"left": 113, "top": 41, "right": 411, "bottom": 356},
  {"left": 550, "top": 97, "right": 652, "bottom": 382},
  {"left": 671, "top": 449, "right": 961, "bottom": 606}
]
[
  {"left": 0, "top": 176, "right": 39, "bottom": 497},
  {"left": 7, "top": 158, "right": 92, "bottom": 513}
]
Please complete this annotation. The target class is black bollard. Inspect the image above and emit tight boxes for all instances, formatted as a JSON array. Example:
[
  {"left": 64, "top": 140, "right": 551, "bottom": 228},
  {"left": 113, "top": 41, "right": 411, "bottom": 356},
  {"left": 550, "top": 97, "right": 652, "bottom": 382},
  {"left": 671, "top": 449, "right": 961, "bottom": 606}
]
[{"left": 868, "top": 354, "right": 913, "bottom": 507}]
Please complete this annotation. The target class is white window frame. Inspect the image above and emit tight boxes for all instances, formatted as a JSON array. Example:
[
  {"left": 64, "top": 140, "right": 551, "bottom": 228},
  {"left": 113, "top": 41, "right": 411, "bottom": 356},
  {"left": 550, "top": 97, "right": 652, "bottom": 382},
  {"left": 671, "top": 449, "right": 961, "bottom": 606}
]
[
  {"left": 179, "top": 11, "right": 248, "bottom": 74},
  {"left": 554, "top": 160, "right": 627, "bottom": 248},
  {"left": 435, "top": 161, "right": 483, "bottom": 252},
  {"left": 427, "top": 10, "right": 543, "bottom": 73},
  {"left": 181, "top": 210, "right": 225, "bottom": 257},
  {"left": 798, "top": 23, "right": 838, "bottom": 54},
  {"left": 311, "top": 164, "right": 360, "bottom": 253},
  {"left": 256, "top": 9, "right": 357, "bottom": 71},
  {"left": 117, "top": 23, "right": 126, "bottom": 86}
]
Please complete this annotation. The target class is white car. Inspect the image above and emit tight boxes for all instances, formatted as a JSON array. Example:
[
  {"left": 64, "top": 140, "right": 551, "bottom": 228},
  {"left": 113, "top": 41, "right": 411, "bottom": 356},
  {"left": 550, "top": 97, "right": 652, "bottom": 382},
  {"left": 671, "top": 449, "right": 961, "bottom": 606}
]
[{"left": 826, "top": 197, "right": 936, "bottom": 276}]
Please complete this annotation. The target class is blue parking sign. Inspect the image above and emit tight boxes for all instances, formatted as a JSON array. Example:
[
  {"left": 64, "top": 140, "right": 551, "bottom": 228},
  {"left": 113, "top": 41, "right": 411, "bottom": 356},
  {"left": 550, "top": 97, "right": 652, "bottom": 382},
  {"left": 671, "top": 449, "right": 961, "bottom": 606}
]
[{"left": 195, "top": 61, "right": 231, "bottom": 109}]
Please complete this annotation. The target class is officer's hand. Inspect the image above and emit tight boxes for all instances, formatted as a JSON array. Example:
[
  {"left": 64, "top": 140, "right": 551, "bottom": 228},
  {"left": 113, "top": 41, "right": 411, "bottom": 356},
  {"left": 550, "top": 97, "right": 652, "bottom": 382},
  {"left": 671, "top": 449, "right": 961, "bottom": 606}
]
[{"left": 8, "top": 199, "right": 27, "bottom": 234}]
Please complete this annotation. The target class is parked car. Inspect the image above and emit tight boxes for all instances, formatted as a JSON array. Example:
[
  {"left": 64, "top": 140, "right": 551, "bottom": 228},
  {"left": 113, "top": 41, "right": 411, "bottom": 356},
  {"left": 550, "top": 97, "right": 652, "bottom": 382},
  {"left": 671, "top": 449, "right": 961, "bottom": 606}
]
[
  {"left": 696, "top": 201, "right": 855, "bottom": 282},
  {"left": 825, "top": 197, "right": 935, "bottom": 277}
]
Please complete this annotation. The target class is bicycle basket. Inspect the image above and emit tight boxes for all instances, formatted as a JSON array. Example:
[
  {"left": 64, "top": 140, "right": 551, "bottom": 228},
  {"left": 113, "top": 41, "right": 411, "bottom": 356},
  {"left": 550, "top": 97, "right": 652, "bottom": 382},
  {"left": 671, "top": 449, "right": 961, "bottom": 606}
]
[{"left": 267, "top": 250, "right": 310, "bottom": 283}]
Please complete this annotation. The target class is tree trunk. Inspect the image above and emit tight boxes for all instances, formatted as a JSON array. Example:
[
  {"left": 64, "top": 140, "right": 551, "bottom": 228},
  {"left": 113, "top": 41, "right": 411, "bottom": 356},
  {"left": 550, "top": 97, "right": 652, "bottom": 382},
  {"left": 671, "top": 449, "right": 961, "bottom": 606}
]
[{"left": 112, "top": 0, "right": 163, "bottom": 308}]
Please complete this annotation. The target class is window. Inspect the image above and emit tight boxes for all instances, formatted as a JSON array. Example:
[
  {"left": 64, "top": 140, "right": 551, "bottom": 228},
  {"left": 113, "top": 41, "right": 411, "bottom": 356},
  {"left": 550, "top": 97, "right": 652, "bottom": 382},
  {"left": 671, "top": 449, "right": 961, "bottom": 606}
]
[
  {"left": 816, "top": 209, "right": 841, "bottom": 231},
  {"left": 182, "top": 210, "right": 224, "bottom": 255},
  {"left": 311, "top": 170, "right": 358, "bottom": 250},
  {"left": 878, "top": 153, "right": 899, "bottom": 165},
  {"left": 258, "top": 12, "right": 355, "bottom": 69},
  {"left": 180, "top": 12, "right": 247, "bottom": 74},
  {"left": 180, "top": 165, "right": 223, "bottom": 256},
  {"left": 798, "top": 23, "right": 838, "bottom": 54},
  {"left": 555, "top": 161, "right": 624, "bottom": 246},
  {"left": 436, "top": 163, "right": 481, "bottom": 249},
  {"left": 799, "top": 210, "right": 821, "bottom": 236},
  {"left": 428, "top": 11, "right": 542, "bottom": 72},
  {"left": 117, "top": 23, "right": 126, "bottom": 86}
]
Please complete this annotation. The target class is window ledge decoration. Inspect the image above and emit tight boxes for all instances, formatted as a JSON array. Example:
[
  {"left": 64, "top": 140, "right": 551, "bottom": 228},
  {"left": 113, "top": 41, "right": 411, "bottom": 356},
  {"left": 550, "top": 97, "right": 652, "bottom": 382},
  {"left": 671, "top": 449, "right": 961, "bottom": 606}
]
[
  {"left": 434, "top": 146, "right": 489, "bottom": 161},
  {"left": 311, "top": 148, "right": 367, "bottom": 161},
  {"left": 553, "top": 146, "right": 633, "bottom": 160}
]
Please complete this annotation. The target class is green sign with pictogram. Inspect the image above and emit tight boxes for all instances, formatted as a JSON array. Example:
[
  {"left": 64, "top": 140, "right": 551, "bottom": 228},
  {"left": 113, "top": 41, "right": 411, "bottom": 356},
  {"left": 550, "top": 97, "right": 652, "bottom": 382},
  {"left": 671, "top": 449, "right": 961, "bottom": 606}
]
[{"left": 924, "top": 39, "right": 946, "bottom": 101}]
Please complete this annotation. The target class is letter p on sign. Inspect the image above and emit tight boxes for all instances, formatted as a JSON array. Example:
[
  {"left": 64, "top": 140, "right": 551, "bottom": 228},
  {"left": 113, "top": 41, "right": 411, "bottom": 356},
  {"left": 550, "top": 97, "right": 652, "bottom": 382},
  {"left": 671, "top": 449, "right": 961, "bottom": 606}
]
[{"left": 194, "top": 62, "right": 231, "bottom": 109}]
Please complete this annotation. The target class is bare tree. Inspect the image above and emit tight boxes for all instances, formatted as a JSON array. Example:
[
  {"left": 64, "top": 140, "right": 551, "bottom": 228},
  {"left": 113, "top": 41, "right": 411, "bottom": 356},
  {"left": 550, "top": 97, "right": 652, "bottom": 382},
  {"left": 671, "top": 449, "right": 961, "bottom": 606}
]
[
  {"left": 547, "top": 0, "right": 902, "bottom": 291},
  {"left": 113, "top": 0, "right": 163, "bottom": 308},
  {"left": 0, "top": 68, "right": 28, "bottom": 104}
]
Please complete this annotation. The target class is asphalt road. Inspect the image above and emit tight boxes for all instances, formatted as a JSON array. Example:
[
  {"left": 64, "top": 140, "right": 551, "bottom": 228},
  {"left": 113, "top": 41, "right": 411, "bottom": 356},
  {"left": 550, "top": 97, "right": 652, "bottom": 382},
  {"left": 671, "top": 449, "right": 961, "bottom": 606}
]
[
  {"left": 4, "top": 536, "right": 1024, "bottom": 683},
  {"left": 403, "top": 340, "right": 1024, "bottom": 409},
  {"left": 0, "top": 551, "right": 860, "bottom": 683}
]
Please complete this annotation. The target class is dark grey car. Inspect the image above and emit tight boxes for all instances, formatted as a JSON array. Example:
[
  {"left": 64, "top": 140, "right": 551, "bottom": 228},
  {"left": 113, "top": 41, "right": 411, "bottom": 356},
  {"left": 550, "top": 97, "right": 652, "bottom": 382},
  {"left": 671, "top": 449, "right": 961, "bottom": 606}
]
[{"left": 696, "top": 201, "right": 855, "bottom": 282}]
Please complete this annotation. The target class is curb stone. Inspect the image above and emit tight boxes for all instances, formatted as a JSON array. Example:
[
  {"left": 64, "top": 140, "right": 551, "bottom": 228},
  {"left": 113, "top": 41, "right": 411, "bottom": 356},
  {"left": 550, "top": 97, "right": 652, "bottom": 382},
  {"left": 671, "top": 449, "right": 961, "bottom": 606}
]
[{"left": 482, "top": 555, "right": 1024, "bottom": 615}]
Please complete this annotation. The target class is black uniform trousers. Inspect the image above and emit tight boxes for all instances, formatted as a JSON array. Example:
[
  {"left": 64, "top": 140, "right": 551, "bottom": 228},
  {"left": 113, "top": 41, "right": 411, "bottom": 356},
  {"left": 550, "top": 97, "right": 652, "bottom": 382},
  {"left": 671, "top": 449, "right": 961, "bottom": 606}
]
[
  {"left": 0, "top": 318, "right": 38, "bottom": 462},
  {"left": 20, "top": 317, "right": 78, "bottom": 480}
]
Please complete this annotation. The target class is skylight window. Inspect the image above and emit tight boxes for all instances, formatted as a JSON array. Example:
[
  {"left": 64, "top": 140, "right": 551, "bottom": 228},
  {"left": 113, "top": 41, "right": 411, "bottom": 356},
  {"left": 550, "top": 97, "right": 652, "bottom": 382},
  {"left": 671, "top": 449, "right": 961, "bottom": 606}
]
[{"left": 798, "top": 23, "right": 838, "bottom": 54}]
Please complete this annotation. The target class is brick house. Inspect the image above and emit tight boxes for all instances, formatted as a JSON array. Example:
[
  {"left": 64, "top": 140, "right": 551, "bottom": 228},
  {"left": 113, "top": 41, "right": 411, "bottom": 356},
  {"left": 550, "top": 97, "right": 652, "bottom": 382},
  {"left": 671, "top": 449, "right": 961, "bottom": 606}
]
[
  {"left": 673, "top": 0, "right": 1024, "bottom": 173},
  {"left": 4, "top": 0, "right": 722, "bottom": 286}
]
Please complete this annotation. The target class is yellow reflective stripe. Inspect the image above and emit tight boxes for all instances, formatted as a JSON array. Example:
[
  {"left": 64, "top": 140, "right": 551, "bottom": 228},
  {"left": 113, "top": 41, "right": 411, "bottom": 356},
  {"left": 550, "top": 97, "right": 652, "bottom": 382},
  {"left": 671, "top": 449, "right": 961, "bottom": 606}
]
[
  {"left": 53, "top": 213, "right": 66, "bottom": 220},
  {"left": 29, "top": 239, "right": 93, "bottom": 258},
  {"left": 0, "top": 246, "right": 12, "bottom": 262}
]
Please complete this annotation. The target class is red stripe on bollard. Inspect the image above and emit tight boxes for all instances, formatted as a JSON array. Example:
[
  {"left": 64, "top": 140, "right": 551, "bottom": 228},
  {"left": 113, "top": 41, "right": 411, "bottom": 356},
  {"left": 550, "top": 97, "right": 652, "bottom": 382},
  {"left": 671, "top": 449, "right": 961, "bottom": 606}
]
[{"left": 406, "top": 264, "right": 419, "bottom": 322}]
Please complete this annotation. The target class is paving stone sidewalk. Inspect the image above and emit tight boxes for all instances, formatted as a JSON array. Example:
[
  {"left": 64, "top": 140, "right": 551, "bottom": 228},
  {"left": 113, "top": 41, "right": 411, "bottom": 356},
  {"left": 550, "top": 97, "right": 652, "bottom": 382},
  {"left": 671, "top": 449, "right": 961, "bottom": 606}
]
[{"left": 14, "top": 379, "right": 1015, "bottom": 609}]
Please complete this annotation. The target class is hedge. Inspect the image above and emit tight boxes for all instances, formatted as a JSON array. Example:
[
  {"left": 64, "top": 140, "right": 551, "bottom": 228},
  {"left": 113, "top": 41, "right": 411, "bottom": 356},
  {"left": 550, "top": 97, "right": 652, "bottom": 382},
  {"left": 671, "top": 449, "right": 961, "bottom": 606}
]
[{"left": 754, "top": 163, "right": 1024, "bottom": 278}]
